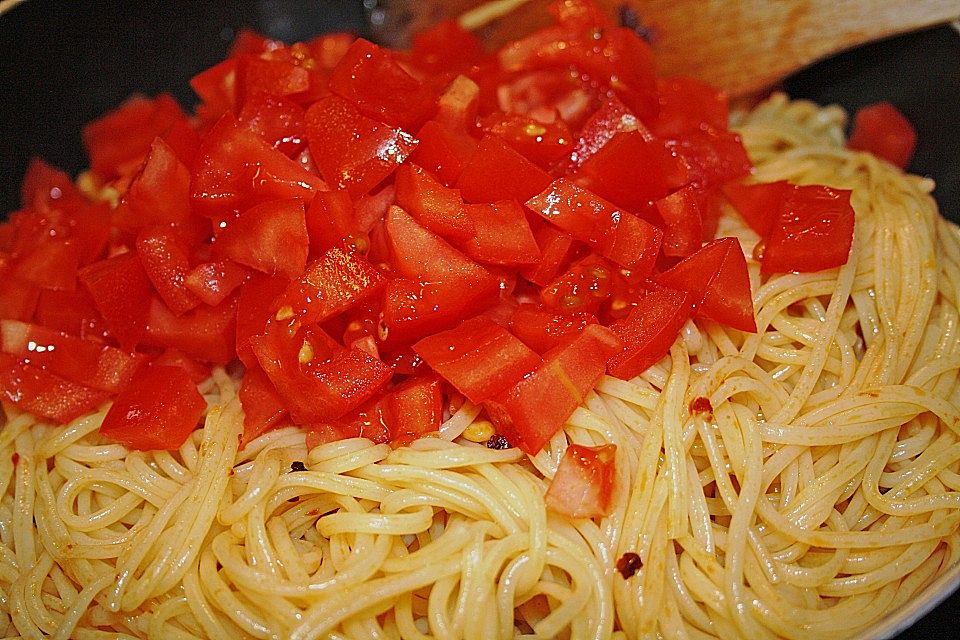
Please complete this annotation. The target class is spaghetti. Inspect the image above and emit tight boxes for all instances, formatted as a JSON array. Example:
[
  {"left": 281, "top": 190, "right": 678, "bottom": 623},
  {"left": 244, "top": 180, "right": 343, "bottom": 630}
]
[{"left": 0, "top": 94, "right": 957, "bottom": 639}]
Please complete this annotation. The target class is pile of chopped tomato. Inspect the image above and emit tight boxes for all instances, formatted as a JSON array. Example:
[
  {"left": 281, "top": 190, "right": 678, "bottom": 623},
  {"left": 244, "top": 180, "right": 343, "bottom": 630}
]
[{"left": 0, "top": 0, "right": 859, "bottom": 455}]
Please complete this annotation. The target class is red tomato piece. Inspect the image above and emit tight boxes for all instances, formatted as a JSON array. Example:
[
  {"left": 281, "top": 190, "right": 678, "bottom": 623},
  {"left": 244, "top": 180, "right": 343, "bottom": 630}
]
[
  {"left": 664, "top": 127, "right": 752, "bottom": 190},
  {"left": 328, "top": 38, "right": 434, "bottom": 131},
  {"left": 216, "top": 198, "right": 309, "bottom": 278},
  {"left": 191, "top": 114, "right": 325, "bottom": 217},
  {"left": 99, "top": 364, "right": 206, "bottom": 450},
  {"left": 461, "top": 200, "right": 541, "bottom": 266},
  {"left": 386, "top": 374, "right": 443, "bottom": 441},
  {"left": 540, "top": 254, "right": 616, "bottom": 315},
  {"left": 0, "top": 276, "right": 39, "bottom": 322},
  {"left": 0, "top": 319, "right": 147, "bottom": 393},
  {"left": 509, "top": 302, "right": 597, "bottom": 354},
  {"left": 305, "top": 96, "right": 417, "bottom": 198},
  {"left": 276, "top": 247, "right": 385, "bottom": 326},
  {"left": 34, "top": 288, "right": 106, "bottom": 339},
  {"left": 411, "top": 120, "right": 479, "bottom": 187},
  {"left": 762, "top": 185, "right": 855, "bottom": 275},
  {"left": 238, "top": 91, "right": 307, "bottom": 157},
  {"left": 142, "top": 295, "right": 238, "bottom": 364},
  {"left": 380, "top": 278, "right": 498, "bottom": 347},
  {"left": 655, "top": 185, "right": 704, "bottom": 258},
  {"left": 606, "top": 287, "right": 692, "bottom": 379},
  {"left": 520, "top": 225, "right": 581, "bottom": 287},
  {"left": 480, "top": 112, "right": 574, "bottom": 170},
  {"left": 410, "top": 20, "right": 483, "bottom": 73},
  {"left": 19, "top": 158, "right": 81, "bottom": 210},
  {"left": 304, "top": 190, "right": 367, "bottom": 256},
  {"left": 235, "top": 54, "right": 311, "bottom": 105},
  {"left": 78, "top": 252, "right": 154, "bottom": 350},
  {"left": 413, "top": 316, "right": 543, "bottom": 405},
  {"left": 136, "top": 226, "right": 201, "bottom": 315},
  {"left": 83, "top": 94, "right": 190, "bottom": 179},
  {"left": 526, "top": 179, "right": 662, "bottom": 272},
  {"left": 434, "top": 75, "right": 480, "bottom": 132},
  {"left": 655, "top": 237, "right": 756, "bottom": 332},
  {"left": 184, "top": 260, "right": 249, "bottom": 307},
  {"left": 235, "top": 273, "right": 290, "bottom": 367},
  {"left": 721, "top": 180, "right": 792, "bottom": 237},
  {"left": 190, "top": 58, "right": 237, "bottom": 125},
  {"left": 11, "top": 238, "right": 80, "bottom": 292},
  {"left": 484, "top": 324, "right": 622, "bottom": 454},
  {"left": 456, "top": 135, "right": 553, "bottom": 204},
  {"left": 151, "top": 349, "right": 212, "bottom": 384},
  {"left": 574, "top": 130, "right": 689, "bottom": 210},
  {"left": 118, "top": 137, "right": 195, "bottom": 230},
  {"left": 239, "top": 362, "right": 287, "bottom": 445},
  {"left": 848, "top": 101, "right": 916, "bottom": 168},
  {"left": 651, "top": 76, "right": 729, "bottom": 138},
  {"left": 394, "top": 164, "right": 473, "bottom": 243},
  {"left": 0, "top": 352, "right": 109, "bottom": 424},
  {"left": 568, "top": 96, "right": 647, "bottom": 171},
  {"left": 545, "top": 443, "right": 617, "bottom": 519}
]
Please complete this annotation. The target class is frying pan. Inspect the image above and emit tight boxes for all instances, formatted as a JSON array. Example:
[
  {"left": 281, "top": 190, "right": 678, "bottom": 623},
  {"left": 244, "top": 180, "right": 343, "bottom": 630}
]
[{"left": 0, "top": 2, "right": 958, "bottom": 637}]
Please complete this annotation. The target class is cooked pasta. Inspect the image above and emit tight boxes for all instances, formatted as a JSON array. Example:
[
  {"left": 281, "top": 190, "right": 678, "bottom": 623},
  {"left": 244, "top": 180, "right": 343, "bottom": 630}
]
[{"left": 1, "top": 94, "right": 958, "bottom": 640}]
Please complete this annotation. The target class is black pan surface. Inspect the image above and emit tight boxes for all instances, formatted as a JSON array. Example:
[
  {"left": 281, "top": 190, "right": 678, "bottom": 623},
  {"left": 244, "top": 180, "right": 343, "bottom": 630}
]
[{"left": 1, "top": 2, "right": 958, "bottom": 637}]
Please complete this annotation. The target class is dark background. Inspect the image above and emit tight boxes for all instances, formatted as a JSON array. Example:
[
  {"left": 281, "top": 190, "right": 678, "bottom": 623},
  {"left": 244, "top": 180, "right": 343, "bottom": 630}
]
[{"left": 1, "top": 2, "right": 958, "bottom": 637}]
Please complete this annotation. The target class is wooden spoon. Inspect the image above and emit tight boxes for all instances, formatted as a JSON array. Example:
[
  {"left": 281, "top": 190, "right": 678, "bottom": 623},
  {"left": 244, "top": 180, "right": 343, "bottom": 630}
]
[{"left": 370, "top": 0, "right": 960, "bottom": 98}]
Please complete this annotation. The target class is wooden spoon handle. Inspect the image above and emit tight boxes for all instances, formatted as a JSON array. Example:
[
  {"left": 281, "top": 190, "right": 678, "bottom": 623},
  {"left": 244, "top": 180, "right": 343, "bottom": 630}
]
[{"left": 371, "top": 0, "right": 960, "bottom": 97}]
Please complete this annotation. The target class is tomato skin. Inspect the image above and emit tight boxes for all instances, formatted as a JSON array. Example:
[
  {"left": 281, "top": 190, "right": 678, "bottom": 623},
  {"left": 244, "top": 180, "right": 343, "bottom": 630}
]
[
  {"left": 0, "top": 352, "right": 110, "bottom": 424},
  {"left": 394, "top": 164, "right": 474, "bottom": 243},
  {"left": 413, "top": 316, "right": 543, "bottom": 405},
  {"left": 848, "top": 101, "right": 916, "bottom": 168},
  {"left": 410, "top": 20, "right": 483, "bottom": 73},
  {"left": 606, "top": 287, "right": 692, "bottom": 379},
  {"left": 456, "top": 135, "right": 553, "bottom": 204},
  {"left": 663, "top": 127, "right": 752, "bottom": 190},
  {"left": 568, "top": 96, "right": 646, "bottom": 171},
  {"left": 761, "top": 185, "right": 855, "bottom": 275},
  {"left": 328, "top": 38, "right": 434, "bottom": 131},
  {"left": 410, "top": 120, "right": 478, "bottom": 187},
  {"left": 655, "top": 185, "right": 704, "bottom": 258},
  {"left": 485, "top": 324, "right": 622, "bottom": 454},
  {"left": 216, "top": 198, "right": 309, "bottom": 278},
  {"left": 651, "top": 76, "right": 729, "bottom": 138},
  {"left": 509, "top": 303, "right": 597, "bottom": 354},
  {"left": 461, "top": 201, "right": 541, "bottom": 266},
  {"left": 655, "top": 237, "right": 756, "bottom": 333},
  {"left": 385, "top": 374, "right": 443, "bottom": 441},
  {"left": 119, "top": 137, "right": 194, "bottom": 230},
  {"left": 79, "top": 252, "right": 155, "bottom": 350},
  {"left": 520, "top": 225, "right": 580, "bottom": 287},
  {"left": 305, "top": 95, "right": 417, "bottom": 198},
  {"left": 238, "top": 91, "right": 307, "bottom": 157},
  {"left": 380, "top": 278, "right": 497, "bottom": 347},
  {"left": 99, "top": 364, "right": 207, "bottom": 451},
  {"left": 143, "top": 295, "right": 238, "bottom": 364},
  {"left": 304, "top": 190, "right": 366, "bottom": 256},
  {"left": 480, "top": 112, "right": 574, "bottom": 170},
  {"left": 136, "top": 226, "right": 201, "bottom": 316},
  {"left": 184, "top": 260, "right": 249, "bottom": 307},
  {"left": 235, "top": 273, "right": 290, "bottom": 368},
  {"left": 545, "top": 443, "right": 617, "bottom": 519},
  {"left": 526, "top": 179, "right": 662, "bottom": 272},
  {"left": 238, "top": 362, "right": 287, "bottom": 445},
  {"left": 721, "top": 180, "right": 792, "bottom": 237}
]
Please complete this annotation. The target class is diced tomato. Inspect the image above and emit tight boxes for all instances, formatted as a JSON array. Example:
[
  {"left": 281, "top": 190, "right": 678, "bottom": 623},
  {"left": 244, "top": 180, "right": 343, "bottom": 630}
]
[
  {"left": 480, "top": 112, "right": 573, "bottom": 170},
  {"left": 136, "top": 226, "right": 201, "bottom": 315},
  {"left": 306, "top": 32, "right": 356, "bottom": 70},
  {"left": 142, "top": 295, "right": 238, "bottom": 363},
  {"left": 235, "top": 273, "right": 290, "bottom": 367},
  {"left": 394, "top": 164, "right": 473, "bottom": 243},
  {"left": 305, "top": 95, "right": 417, "bottom": 198},
  {"left": 520, "top": 225, "right": 581, "bottom": 286},
  {"left": 34, "top": 288, "right": 106, "bottom": 339},
  {"left": 238, "top": 91, "right": 307, "bottom": 157},
  {"left": 191, "top": 114, "right": 325, "bottom": 217},
  {"left": 568, "top": 96, "right": 646, "bottom": 171},
  {"left": 540, "top": 254, "right": 616, "bottom": 315},
  {"left": 83, "top": 94, "right": 190, "bottom": 179},
  {"left": 78, "top": 252, "right": 154, "bottom": 350},
  {"left": 380, "top": 278, "right": 497, "bottom": 347},
  {"left": 229, "top": 28, "right": 283, "bottom": 58},
  {"left": 328, "top": 38, "right": 434, "bottom": 131},
  {"left": 411, "top": 120, "right": 478, "bottom": 187},
  {"left": 664, "top": 127, "right": 752, "bottom": 190},
  {"left": 385, "top": 374, "right": 443, "bottom": 441},
  {"left": 303, "top": 190, "right": 360, "bottom": 257},
  {"left": 848, "top": 101, "right": 916, "bottom": 169},
  {"left": 526, "top": 179, "right": 662, "bottom": 272},
  {"left": 184, "top": 260, "right": 249, "bottom": 306},
  {"left": 655, "top": 185, "right": 704, "bottom": 257},
  {"left": 655, "top": 237, "right": 756, "bottom": 332},
  {"left": 651, "top": 76, "right": 729, "bottom": 138},
  {"left": 413, "top": 316, "right": 542, "bottom": 404},
  {"left": 721, "top": 180, "right": 792, "bottom": 237},
  {"left": 509, "top": 302, "right": 597, "bottom": 354},
  {"left": 99, "top": 364, "right": 206, "bottom": 450},
  {"left": 239, "top": 362, "right": 287, "bottom": 444},
  {"left": 761, "top": 185, "right": 855, "bottom": 275},
  {"left": 20, "top": 158, "right": 81, "bottom": 210},
  {"left": 461, "top": 201, "right": 541, "bottom": 266},
  {"left": 215, "top": 198, "right": 309, "bottom": 278},
  {"left": 190, "top": 58, "right": 237, "bottom": 125},
  {"left": 0, "top": 319, "right": 147, "bottom": 393},
  {"left": 318, "top": 398, "right": 392, "bottom": 444},
  {"left": 0, "top": 352, "right": 110, "bottom": 424},
  {"left": 606, "top": 287, "right": 691, "bottom": 379},
  {"left": 151, "top": 349, "right": 212, "bottom": 383},
  {"left": 117, "top": 137, "right": 195, "bottom": 231},
  {"left": 484, "top": 323, "right": 622, "bottom": 454},
  {"left": 276, "top": 247, "right": 384, "bottom": 326},
  {"left": 574, "top": 130, "right": 689, "bottom": 210},
  {"left": 433, "top": 75, "right": 480, "bottom": 132},
  {"left": 456, "top": 135, "right": 553, "bottom": 204},
  {"left": 545, "top": 443, "right": 617, "bottom": 519},
  {"left": 410, "top": 20, "right": 483, "bottom": 73},
  {"left": 234, "top": 54, "right": 311, "bottom": 106},
  {"left": 0, "top": 276, "right": 39, "bottom": 322},
  {"left": 11, "top": 238, "right": 80, "bottom": 291}
]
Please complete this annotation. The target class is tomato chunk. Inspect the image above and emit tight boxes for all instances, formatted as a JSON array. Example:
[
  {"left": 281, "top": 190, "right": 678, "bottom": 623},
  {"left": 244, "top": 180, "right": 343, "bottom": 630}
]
[
  {"left": 545, "top": 443, "right": 617, "bottom": 519},
  {"left": 461, "top": 201, "right": 541, "bottom": 266},
  {"left": 143, "top": 295, "right": 238, "bottom": 364},
  {"left": 136, "top": 226, "right": 201, "bottom": 315},
  {"left": 414, "top": 316, "right": 543, "bottom": 404},
  {"left": 79, "top": 253, "right": 154, "bottom": 350},
  {"left": 99, "top": 364, "right": 206, "bottom": 450},
  {"left": 394, "top": 164, "right": 473, "bottom": 243},
  {"left": 762, "top": 185, "right": 855, "bottom": 275},
  {"left": 0, "top": 353, "right": 109, "bottom": 424},
  {"left": 386, "top": 374, "right": 443, "bottom": 441},
  {"left": 655, "top": 237, "right": 756, "bottom": 333},
  {"left": 216, "top": 198, "right": 309, "bottom": 278},
  {"left": 721, "top": 180, "right": 791, "bottom": 237},
  {"left": 239, "top": 362, "right": 288, "bottom": 445},
  {"left": 606, "top": 287, "right": 691, "bottom": 379},
  {"left": 277, "top": 247, "right": 384, "bottom": 326},
  {"left": 509, "top": 303, "right": 597, "bottom": 354},
  {"left": 848, "top": 101, "right": 916, "bottom": 168},
  {"left": 456, "top": 135, "right": 553, "bottom": 204}
]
